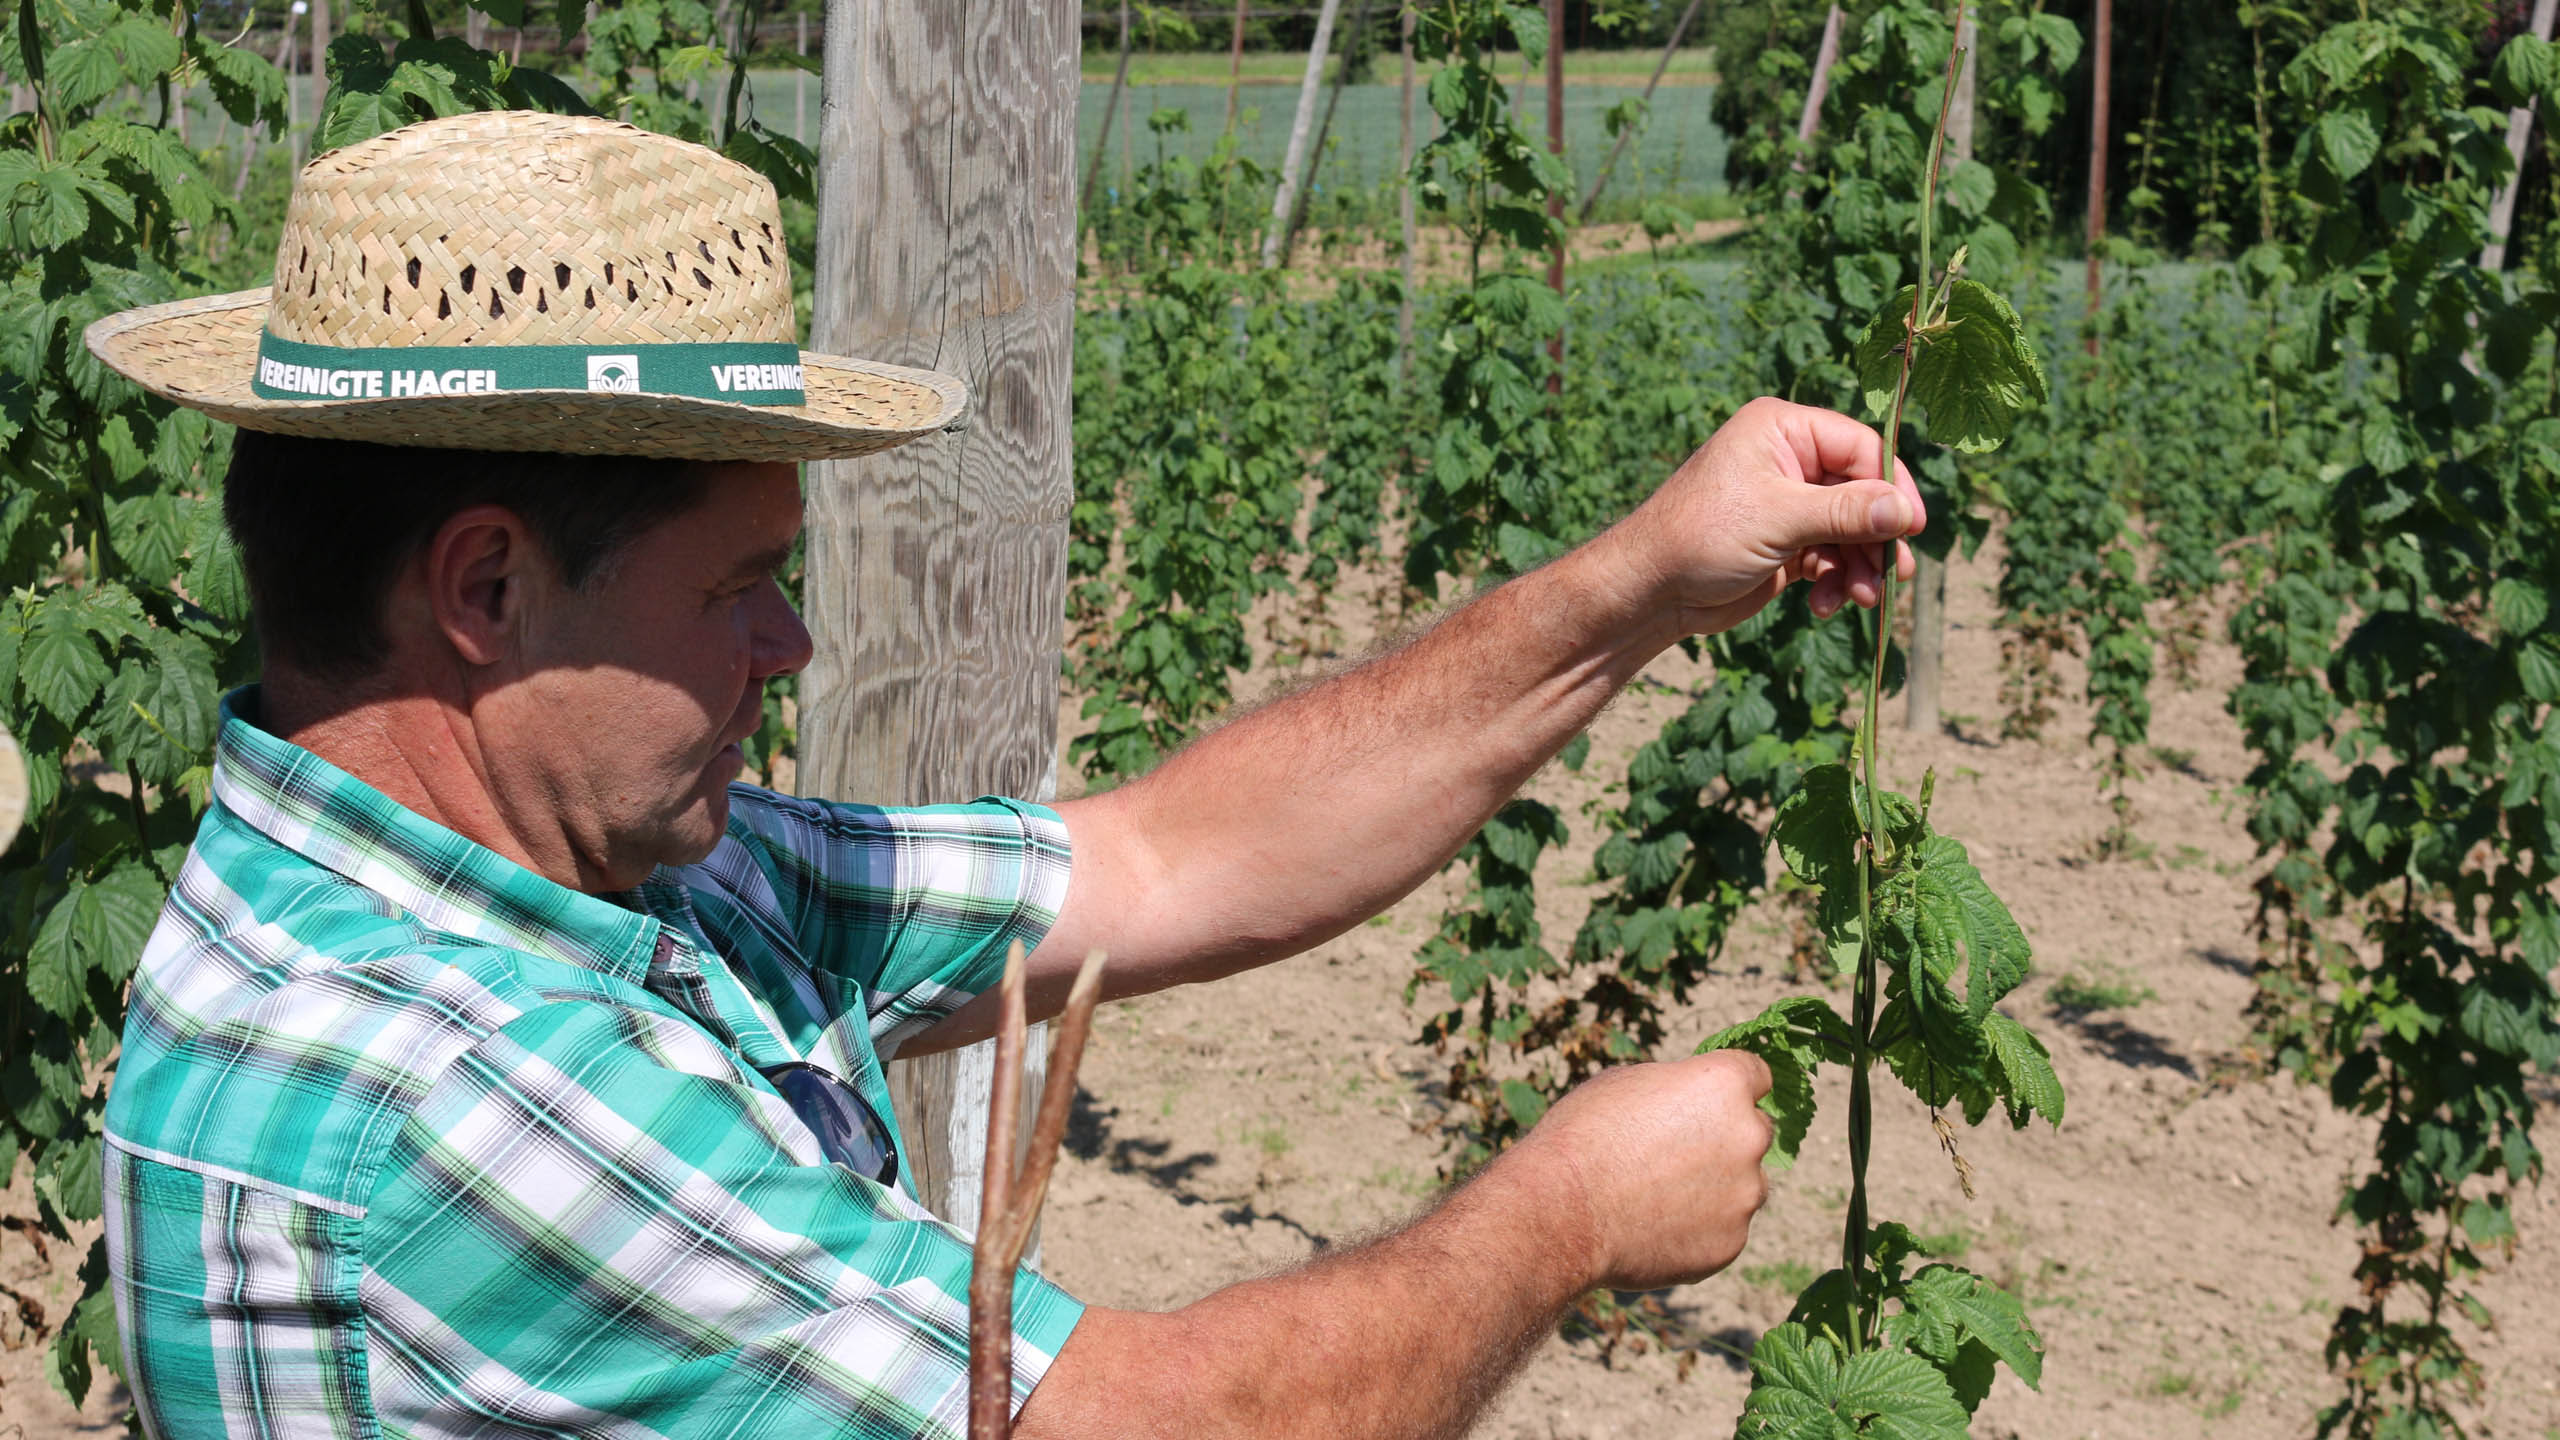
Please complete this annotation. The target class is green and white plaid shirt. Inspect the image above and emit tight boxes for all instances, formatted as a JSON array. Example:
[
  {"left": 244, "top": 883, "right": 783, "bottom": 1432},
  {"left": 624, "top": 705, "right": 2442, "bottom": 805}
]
[{"left": 104, "top": 691, "right": 1084, "bottom": 1439}]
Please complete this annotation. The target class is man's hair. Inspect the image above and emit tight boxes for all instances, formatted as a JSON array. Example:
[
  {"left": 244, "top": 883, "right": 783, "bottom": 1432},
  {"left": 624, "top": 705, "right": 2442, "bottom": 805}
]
[{"left": 223, "top": 432, "right": 717, "bottom": 679}]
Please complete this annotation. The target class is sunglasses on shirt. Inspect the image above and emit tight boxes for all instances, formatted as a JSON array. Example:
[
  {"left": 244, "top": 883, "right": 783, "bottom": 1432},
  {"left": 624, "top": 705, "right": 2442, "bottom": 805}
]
[{"left": 758, "top": 1061, "right": 901, "bottom": 1188}]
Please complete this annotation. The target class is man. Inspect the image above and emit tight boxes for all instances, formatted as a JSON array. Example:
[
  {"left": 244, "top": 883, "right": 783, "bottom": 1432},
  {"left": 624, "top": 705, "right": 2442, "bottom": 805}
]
[{"left": 87, "top": 113, "right": 1922, "bottom": 1439}]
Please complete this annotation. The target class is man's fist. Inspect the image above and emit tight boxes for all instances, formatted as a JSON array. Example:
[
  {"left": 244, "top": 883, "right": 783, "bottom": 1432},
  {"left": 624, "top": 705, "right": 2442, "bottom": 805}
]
[
  {"left": 1604, "top": 396, "right": 1927, "bottom": 636},
  {"left": 1505, "top": 1051, "right": 1776, "bottom": 1293}
]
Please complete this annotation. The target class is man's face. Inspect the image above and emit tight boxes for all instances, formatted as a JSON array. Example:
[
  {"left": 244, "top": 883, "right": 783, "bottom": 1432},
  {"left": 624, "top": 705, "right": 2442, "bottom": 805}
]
[{"left": 489, "top": 461, "right": 812, "bottom": 891}]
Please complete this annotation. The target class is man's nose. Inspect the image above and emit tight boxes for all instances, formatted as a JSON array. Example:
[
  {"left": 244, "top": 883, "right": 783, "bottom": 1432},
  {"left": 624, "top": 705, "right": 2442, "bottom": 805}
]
[{"left": 752, "top": 578, "right": 815, "bottom": 679}]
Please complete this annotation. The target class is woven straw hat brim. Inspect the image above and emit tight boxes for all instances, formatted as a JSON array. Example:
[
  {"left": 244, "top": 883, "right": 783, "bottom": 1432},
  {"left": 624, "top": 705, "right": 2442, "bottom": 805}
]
[{"left": 84, "top": 288, "right": 968, "bottom": 464}]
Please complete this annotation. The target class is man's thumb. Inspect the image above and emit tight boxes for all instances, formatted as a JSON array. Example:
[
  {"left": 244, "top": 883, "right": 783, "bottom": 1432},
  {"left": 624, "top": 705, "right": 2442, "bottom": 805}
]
[{"left": 1774, "top": 480, "right": 1919, "bottom": 553}]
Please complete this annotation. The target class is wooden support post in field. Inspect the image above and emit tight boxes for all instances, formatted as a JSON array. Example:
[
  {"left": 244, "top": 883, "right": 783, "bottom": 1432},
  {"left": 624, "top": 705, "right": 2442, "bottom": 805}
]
[
  {"left": 1792, "top": 4, "right": 1843, "bottom": 170},
  {"left": 1263, "top": 0, "right": 1344, "bottom": 268},
  {"left": 1577, "top": 0, "right": 1705, "bottom": 223},
  {"left": 805, "top": 0, "right": 1078, "bottom": 1234},
  {"left": 309, "top": 0, "right": 329, "bottom": 135},
  {"left": 966, "top": 944, "right": 1107, "bottom": 1440},
  {"left": 1906, "top": 3, "right": 1972, "bottom": 738},
  {"left": 1080, "top": 0, "right": 1132, "bottom": 217},
  {"left": 284, "top": 7, "right": 303, "bottom": 166},
  {"left": 1279, "top": 0, "right": 1373, "bottom": 267},
  {"left": 2084, "top": 0, "right": 2112, "bottom": 352},
  {"left": 1224, "top": 0, "right": 1249, "bottom": 131},
  {"left": 1544, "top": 0, "right": 1565, "bottom": 392},
  {"left": 2483, "top": 0, "right": 2557, "bottom": 271},
  {"left": 1397, "top": 3, "right": 1416, "bottom": 373},
  {"left": 795, "top": 11, "right": 807, "bottom": 144}
]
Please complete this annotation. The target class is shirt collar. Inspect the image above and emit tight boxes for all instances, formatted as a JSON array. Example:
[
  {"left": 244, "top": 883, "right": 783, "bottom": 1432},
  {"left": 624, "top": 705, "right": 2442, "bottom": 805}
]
[{"left": 208, "top": 686, "right": 667, "bottom": 987}]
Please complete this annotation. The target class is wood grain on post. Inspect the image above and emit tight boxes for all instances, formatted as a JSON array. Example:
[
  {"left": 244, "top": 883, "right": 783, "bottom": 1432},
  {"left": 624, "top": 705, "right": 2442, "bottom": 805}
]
[{"left": 803, "top": 0, "right": 1077, "bottom": 1228}]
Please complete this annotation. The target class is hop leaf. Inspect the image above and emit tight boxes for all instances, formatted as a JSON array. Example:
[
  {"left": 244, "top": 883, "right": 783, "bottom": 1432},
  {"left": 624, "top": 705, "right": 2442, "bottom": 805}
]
[
  {"left": 1738, "top": 1322, "right": 1971, "bottom": 1440},
  {"left": 1883, "top": 1263, "right": 2047, "bottom": 1402},
  {"left": 1855, "top": 280, "right": 2048, "bottom": 453},
  {"left": 1904, "top": 834, "right": 2033, "bottom": 1020}
]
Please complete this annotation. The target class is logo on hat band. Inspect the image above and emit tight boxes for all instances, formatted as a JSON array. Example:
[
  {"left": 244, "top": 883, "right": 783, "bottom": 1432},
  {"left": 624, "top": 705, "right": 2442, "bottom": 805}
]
[{"left": 251, "top": 331, "right": 807, "bottom": 406}]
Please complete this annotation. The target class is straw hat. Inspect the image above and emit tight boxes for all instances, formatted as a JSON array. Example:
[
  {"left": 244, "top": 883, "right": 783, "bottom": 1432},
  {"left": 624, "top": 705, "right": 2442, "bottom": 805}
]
[{"left": 84, "top": 111, "right": 966, "bottom": 462}]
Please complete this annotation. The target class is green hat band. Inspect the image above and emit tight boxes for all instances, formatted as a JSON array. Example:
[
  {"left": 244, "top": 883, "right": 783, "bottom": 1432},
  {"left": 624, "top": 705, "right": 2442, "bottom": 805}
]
[{"left": 251, "top": 331, "right": 808, "bottom": 405}]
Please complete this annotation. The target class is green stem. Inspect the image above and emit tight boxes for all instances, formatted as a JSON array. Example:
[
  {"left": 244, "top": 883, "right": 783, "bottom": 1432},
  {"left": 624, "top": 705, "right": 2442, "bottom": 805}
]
[{"left": 1842, "top": 5, "right": 1968, "bottom": 1359}]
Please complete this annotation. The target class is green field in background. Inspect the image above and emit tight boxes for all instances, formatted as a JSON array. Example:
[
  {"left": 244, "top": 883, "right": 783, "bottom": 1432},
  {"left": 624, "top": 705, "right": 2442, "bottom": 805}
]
[
  {"left": 728, "top": 72, "right": 1732, "bottom": 201},
  {"left": 1074, "top": 47, "right": 1720, "bottom": 86},
  {"left": 182, "top": 63, "right": 1734, "bottom": 207}
]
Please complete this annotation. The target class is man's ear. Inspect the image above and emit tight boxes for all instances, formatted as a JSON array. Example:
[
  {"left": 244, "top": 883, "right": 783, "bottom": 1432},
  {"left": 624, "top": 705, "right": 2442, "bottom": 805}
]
[{"left": 422, "top": 505, "right": 544, "bottom": 667}]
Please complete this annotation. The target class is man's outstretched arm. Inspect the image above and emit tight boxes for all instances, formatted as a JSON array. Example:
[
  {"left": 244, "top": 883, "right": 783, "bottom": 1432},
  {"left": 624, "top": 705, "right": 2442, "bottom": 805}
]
[
  {"left": 1016, "top": 1051, "right": 1775, "bottom": 1440},
  {"left": 909, "top": 398, "right": 1920, "bottom": 1048}
]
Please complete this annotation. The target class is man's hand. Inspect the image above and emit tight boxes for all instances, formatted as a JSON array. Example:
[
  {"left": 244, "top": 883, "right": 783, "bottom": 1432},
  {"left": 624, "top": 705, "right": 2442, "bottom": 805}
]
[
  {"left": 1505, "top": 1051, "right": 1776, "bottom": 1293},
  {"left": 1017, "top": 1052, "right": 1775, "bottom": 1440},
  {"left": 1606, "top": 395, "right": 1926, "bottom": 635}
]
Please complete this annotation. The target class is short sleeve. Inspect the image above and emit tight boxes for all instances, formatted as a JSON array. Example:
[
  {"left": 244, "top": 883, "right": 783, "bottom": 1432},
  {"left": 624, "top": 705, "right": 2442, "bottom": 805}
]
[
  {"left": 702, "top": 787, "right": 1073, "bottom": 1054},
  {"left": 361, "top": 998, "right": 1082, "bottom": 1439}
]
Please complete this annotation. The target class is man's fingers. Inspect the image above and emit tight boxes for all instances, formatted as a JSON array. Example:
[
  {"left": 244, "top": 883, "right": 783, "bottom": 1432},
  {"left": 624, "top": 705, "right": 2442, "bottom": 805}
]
[
  {"left": 1767, "top": 476, "right": 1923, "bottom": 558},
  {"left": 1697, "top": 1047, "right": 1774, "bottom": 1101},
  {"left": 1764, "top": 396, "right": 1923, "bottom": 498}
]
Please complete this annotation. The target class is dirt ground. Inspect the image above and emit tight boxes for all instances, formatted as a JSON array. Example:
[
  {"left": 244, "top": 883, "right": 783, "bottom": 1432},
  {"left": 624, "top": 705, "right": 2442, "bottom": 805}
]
[
  {"left": 6, "top": 539, "right": 2556, "bottom": 1437},
  {"left": 1031, "top": 539, "right": 2560, "bottom": 1440}
]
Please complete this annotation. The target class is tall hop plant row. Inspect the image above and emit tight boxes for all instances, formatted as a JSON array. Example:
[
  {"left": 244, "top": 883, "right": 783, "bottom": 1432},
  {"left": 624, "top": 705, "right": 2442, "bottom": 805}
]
[
  {"left": 1706, "top": 15, "right": 2066, "bottom": 1435},
  {"left": 0, "top": 0, "right": 806, "bottom": 1405},
  {"left": 2223, "top": 14, "right": 2560, "bottom": 1437}
]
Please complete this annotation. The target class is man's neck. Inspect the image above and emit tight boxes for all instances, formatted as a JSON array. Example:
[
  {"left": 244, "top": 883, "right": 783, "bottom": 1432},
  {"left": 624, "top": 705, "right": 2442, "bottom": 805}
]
[{"left": 259, "top": 672, "right": 609, "bottom": 892}]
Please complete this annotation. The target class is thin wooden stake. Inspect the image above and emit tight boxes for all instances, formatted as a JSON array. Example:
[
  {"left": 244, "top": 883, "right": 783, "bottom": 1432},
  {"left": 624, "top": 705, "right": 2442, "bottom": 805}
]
[
  {"left": 1223, "top": 0, "right": 1248, "bottom": 130},
  {"left": 2084, "top": 0, "right": 2112, "bottom": 353},
  {"left": 1791, "top": 4, "right": 1844, "bottom": 173},
  {"left": 2483, "top": 0, "right": 2558, "bottom": 271},
  {"left": 1577, "top": 0, "right": 1705, "bottom": 223},
  {"left": 1543, "top": 0, "right": 1564, "bottom": 393},
  {"left": 967, "top": 943, "right": 1109, "bottom": 1440}
]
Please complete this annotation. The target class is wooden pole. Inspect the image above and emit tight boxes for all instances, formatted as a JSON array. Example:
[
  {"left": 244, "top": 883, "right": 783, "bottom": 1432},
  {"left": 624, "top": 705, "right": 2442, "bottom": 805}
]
[
  {"left": 796, "top": 10, "right": 808, "bottom": 143},
  {"left": 2084, "top": 0, "right": 2111, "bottom": 352},
  {"left": 1791, "top": 4, "right": 1843, "bottom": 171},
  {"left": 1397, "top": 3, "right": 1416, "bottom": 374},
  {"left": 1544, "top": 0, "right": 1564, "bottom": 393},
  {"left": 805, "top": 0, "right": 1077, "bottom": 1233},
  {"left": 1223, "top": 0, "right": 1248, "bottom": 131},
  {"left": 310, "top": 0, "right": 329, "bottom": 131},
  {"left": 286, "top": 5, "right": 304, "bottom": 165},
  {"left": 1079, "top": 0, "right": 1132, "bottom": 217},
  {"left": 1577, "top": 0, "right": 1705, "bottom": 223},
  {"left": 1278, "top": 0, "right": 1372, "bottom": 267},
  {"left": 965, "top": 946, "right": 1107, "bottom": 1440},
  {"left": 1263, "top": 0, "right": 1345, "bottom": 268},
  {"left": 1906, "top": 7, "right": 1972, "bottom": 738},
  {"left": 2483, "top": 0, "right": 2558, "bottom": 271}
]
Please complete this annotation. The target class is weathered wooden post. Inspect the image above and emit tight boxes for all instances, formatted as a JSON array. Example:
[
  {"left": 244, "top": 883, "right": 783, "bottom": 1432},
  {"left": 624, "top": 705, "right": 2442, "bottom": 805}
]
[{"left": 803, "top": 0, "right": 1079, "bottom": 1232}]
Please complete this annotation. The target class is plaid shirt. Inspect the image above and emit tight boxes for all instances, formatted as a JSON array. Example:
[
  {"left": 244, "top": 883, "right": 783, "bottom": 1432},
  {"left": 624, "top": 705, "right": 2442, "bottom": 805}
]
[{"left": 103, "top": 691, "right": 1084, "bottom": 1439}]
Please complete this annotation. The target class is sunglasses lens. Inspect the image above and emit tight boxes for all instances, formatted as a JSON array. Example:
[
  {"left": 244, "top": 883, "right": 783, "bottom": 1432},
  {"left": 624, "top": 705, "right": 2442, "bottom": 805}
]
[{"left": 765, "top": 1065, "right": 900, "bottom": 1186}]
